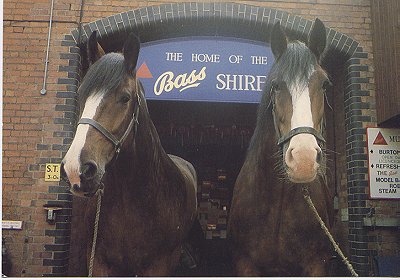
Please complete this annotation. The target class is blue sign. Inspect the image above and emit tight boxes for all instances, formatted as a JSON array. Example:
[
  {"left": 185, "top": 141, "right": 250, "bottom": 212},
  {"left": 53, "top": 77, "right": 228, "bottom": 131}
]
[{"left": 137, "top": 37, "right": 274, "bottom": 103}]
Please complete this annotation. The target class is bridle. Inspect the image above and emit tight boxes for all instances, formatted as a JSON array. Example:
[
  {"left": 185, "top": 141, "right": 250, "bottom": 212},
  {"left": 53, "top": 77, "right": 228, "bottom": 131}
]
[
  {"left": 277, "top": 126, "right": 325, "bottom": 146},
  {"left": 268, "top": 82, "right": 326, "bottom": 147},
  {"left": 78, "top": 82, "right": 142, "bottom": 160}
]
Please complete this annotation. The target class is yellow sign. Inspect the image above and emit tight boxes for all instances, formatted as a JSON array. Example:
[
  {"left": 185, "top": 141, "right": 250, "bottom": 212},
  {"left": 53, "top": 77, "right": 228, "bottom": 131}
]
[{"left": 45, "top": 163, "right": 61, "bottom": 182}]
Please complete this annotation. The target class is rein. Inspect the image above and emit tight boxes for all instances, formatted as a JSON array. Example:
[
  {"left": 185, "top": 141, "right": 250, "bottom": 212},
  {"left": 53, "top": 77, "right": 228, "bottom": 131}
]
[
  {"left": 301, "top": 186, "right": 358, "bottom": 277},
  {"left": 83, "top": 82, "right": 142, "bottom": 277},
  {"left": 88, "top": 185, "right": 104, "bottom": 277}
]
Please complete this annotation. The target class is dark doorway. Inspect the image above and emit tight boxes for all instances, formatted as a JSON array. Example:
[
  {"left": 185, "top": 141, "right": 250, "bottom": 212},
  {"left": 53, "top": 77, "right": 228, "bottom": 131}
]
[{"left": 148, "top": 101, "right": 257, "bottom": 276}]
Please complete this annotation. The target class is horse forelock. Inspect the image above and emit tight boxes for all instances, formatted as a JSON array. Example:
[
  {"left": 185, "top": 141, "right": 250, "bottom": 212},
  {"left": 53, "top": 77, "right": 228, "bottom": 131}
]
[
  {"left": 257, "top": 41, "right": 317, "bottom": 120},
  {"left": 273, "top": 41, "right": 317, "bottom": 96},
  {"left": 78, "top": 53, "right": 126, "bottom": 107}
]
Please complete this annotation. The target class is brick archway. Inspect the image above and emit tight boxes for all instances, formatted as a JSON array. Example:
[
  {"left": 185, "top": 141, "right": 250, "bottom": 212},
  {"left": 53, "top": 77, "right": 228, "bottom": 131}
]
[{"left": 52, "top": 3, "right": 373, "bottom": 276}]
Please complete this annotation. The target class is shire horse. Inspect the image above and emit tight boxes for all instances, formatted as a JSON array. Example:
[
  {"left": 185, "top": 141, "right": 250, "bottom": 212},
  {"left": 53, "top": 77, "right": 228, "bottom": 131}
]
[
  {"left": 61, "top": 32, "right": 197, "bottom": 276},
  {"left": 228, "top": 19, "right": 335, "bottom": 276}
]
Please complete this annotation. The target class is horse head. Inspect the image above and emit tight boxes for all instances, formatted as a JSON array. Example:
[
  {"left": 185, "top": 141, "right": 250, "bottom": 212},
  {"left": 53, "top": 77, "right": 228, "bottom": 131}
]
[
  {"left": 268, "top": 19, "right": 331, "bottom": 183},
  {"left": 61, "top": 31, "right": 141, "bottom": 197}
]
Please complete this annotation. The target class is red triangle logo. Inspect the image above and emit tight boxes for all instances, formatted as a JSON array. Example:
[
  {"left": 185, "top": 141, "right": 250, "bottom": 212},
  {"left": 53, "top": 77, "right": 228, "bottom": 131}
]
[
  {"left": 136, "top": 62, "right": 153, "bottom": 79},
  {"left": 373, "top": 131, "right": 388, "bottom": 145}
]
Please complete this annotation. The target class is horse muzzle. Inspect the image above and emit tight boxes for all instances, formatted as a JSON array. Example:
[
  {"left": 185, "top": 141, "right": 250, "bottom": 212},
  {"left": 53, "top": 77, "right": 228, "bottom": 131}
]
[
  {"left": 283, "top": 134, "right": 322, "bottom": 183},
  {"left": 61, "top": 160, "right": 105, "bottom": 197},
  {"left": 69, "top": 180, "right": 104, "bottom": 197}
]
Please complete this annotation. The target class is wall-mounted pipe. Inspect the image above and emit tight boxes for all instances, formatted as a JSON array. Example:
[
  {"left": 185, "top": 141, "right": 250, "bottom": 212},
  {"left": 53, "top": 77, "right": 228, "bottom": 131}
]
[
  {"left": 77, "top": 0, "right": 85, "bottom": 45},
  {"left": 40, "top": 0, "right": 55, "bottom": 95}
]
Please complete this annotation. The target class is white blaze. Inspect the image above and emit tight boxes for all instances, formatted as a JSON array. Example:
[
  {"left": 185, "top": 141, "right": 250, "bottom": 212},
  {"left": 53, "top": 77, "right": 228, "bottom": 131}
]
[
  {"left": 63, "top": 93, "right": 104, "bottom": 184},
  {"left": 290, "top": 84, "right": 314, "bottom": 129}
]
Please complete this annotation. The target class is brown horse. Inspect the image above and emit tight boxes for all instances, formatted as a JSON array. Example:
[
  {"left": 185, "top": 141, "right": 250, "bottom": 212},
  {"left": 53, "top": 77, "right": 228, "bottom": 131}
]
[
  {"left": 228, "top": 19, "right": 335, "bottom": 276},
  {"left": 61, "top": 32, "right": 197, "bottom": 276}
]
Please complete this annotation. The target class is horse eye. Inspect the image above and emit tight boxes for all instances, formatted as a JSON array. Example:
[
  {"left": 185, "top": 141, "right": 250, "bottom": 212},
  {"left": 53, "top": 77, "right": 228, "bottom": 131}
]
[
  {"left": 322, "top": 80, "right": 332, "bottom": 91},
  {"left": 120, "top": 94, "right": 131, "bottom": 104},
  {"left": 272, "top": 80, "right": 280, "bottom": 91}
]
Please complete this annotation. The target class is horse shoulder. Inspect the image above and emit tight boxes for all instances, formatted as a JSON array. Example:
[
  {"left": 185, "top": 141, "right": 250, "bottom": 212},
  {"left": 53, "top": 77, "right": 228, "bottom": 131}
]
[
  {"left": 229, "top": 158, "right": 265, "bottom": 235},
  {"left": 232, "top": 157, "right": 265, "bottom": 202},
  {"left": 167, "top": 154, "right": 197, "bottom": 214},
  {"left": 167, "top": 154, "right": 197, "bottom": 188}
]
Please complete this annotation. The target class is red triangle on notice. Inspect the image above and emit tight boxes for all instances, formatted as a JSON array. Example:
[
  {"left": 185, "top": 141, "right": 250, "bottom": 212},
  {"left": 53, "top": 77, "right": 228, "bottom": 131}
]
[
  {"left": 136, "top": 62, "right": 153, "bottom": 79},
  {"left": 373, "top": 131, "right": 388, "bottom": 145}
]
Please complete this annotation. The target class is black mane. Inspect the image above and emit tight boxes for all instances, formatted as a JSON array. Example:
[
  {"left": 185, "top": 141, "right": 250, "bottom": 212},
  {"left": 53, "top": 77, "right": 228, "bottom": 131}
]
[
  {"left": 272, "top": 41, "right": 317, "bottom": 90},
  {"left": 258, "top": 40, "right": 317, "bottom": 121},
  {"left": 78, "top": 53, "right": 126, "bottom": 106}
]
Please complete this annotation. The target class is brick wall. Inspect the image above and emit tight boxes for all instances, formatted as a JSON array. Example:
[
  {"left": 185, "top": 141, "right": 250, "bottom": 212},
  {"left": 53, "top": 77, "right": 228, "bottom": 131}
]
[
  {"left": 3, "top": 0, "right": 398, "bottom": 277},
  {"left": 3, "top": 0, "right": 80, "bottom": 276}
]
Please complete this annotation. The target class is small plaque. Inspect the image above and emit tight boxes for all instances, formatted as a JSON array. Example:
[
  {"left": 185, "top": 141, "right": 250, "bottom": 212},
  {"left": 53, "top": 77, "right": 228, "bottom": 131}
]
[
  {"left": 367, "top": 127, "right": 400, "bottom": 199},
  {"left": 2, "top": 220, "right": 23, "bottom": 230},
  {"left": 45, "top": 163, "right": 61, "bottom": 182}
]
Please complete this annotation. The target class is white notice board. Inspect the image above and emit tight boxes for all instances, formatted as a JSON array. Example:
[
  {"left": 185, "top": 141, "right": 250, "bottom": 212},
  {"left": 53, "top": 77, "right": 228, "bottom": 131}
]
[{"left": 367, "top": 127, "right": 400, "bottom": 199}]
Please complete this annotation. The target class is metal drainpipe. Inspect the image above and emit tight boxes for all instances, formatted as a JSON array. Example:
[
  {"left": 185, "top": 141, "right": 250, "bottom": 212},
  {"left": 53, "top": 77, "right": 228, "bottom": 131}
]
[
  {"left": 77, "top": 0, "right": 85, "bottom": 46},
  {"left": 40, "top": 0, "right": 55, "bottom": 95}
]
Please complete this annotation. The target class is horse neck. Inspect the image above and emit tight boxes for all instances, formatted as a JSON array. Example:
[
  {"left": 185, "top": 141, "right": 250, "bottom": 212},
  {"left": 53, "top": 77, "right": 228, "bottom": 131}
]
[
  {"left": 107, "top": 103, "right": 181, "bottom": 199},
  {"left": 244, "top": 111, "right": 332, "bottom": 219},
  {"left": 247, "top": 110, "right": 279, "bottom": 167}
]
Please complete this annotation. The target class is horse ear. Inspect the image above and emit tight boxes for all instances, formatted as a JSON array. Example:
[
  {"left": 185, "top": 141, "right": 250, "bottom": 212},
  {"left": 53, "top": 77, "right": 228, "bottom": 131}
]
[
  {"left": 308, "top": 18, "right": 326, "bottom": 60},
  {"left": 87, "top": 31, "right": 105, "bottom": 65},
  {"left": 123, "top": 33, "right": 141, "bottom": 75},
  {"left": 271, "top": 21, "right": 287, "bottom": 59}
]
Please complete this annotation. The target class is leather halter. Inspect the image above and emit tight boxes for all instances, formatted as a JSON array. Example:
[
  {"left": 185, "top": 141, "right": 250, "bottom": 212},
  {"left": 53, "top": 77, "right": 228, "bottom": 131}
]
[
  {"left": 277, "top": 126, "right": 325, "bottom": 146},
  {"left": 78, "top": 88, "right": 141, "bottom": 157}
]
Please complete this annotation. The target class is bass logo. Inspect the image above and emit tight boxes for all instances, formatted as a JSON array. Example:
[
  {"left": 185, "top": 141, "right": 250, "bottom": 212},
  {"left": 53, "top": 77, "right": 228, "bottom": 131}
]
[{"left": 154, "top": 67, "right": 206, "bottom": 96}]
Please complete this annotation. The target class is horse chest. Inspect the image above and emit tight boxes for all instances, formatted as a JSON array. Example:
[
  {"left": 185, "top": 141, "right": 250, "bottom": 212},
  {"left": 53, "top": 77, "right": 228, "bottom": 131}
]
[
  {"left": 95, "top": 195, "right": 186, "bottom": 249},
  {"left": 232, "top": 181, "right": 331, "bottom": 258}
]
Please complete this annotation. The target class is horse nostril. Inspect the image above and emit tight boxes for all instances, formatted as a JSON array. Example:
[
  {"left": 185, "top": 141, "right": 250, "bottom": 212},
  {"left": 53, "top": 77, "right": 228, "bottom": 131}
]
[
  {"left": 286, "top": 147, "right": 294, "bottom": 162},
  {"left": 80, "top": 160, "right": 98, "bottom": 181},
  {"left": 72, "top": 184, "right": 80, "bottom": 192}
]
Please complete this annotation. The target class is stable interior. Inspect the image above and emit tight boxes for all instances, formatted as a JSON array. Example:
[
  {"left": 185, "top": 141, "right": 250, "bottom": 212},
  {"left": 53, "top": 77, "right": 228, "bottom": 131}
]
[{"left": 148, "top": 100, "right": 257, "bottom": 276}]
